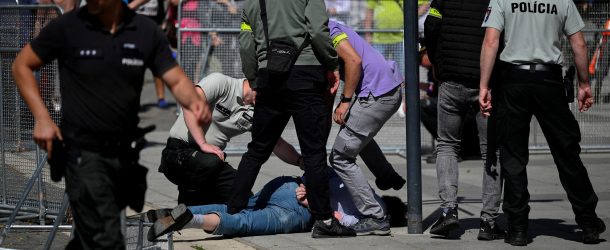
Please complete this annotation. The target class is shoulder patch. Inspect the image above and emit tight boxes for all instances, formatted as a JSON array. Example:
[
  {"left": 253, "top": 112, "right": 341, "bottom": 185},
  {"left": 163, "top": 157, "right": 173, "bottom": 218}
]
[
  {"left": 429, "top": 8, "right": 442, "bottom": 19},
  {"left": 241, "top": 22, "right": 252, "bottom": 31},
  {"left": 332, "top": 33, "right": 348, "bottom": 48}
]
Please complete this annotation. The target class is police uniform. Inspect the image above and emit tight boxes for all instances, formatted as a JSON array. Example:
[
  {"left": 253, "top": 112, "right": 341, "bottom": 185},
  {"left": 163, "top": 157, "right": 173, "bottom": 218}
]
[
  {"left": 30, "top": 4, "right": 176, "bottom": 249},
  {"left": 160, "top": 73, "right": 252, "bottom": 206},
  {"left": 483, "top": 0, "right": 602, "bottom": 239}
]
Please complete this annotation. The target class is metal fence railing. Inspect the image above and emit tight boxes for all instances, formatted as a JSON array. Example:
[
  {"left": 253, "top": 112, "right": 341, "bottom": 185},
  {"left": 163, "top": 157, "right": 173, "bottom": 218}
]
[{"left": 176, "top": 0, "right": 610, "bottom": 153}]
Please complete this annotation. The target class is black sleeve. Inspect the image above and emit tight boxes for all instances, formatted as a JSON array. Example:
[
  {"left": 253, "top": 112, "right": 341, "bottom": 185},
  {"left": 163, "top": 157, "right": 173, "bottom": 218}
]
[
  {"left": 149, "top": 24, "right": 178, "bottom": 77},
  {"left": 424, "top": 0, "right": 442, "bottom": 65},
  {"left": 29, "top": 17, "right": 65, "bottom": 63}
]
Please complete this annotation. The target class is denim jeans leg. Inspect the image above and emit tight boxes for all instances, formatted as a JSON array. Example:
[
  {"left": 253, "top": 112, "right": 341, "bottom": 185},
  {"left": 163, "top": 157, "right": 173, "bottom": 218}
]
[{"left": 436, "top": 82, "right": 466, "bottom": 210}]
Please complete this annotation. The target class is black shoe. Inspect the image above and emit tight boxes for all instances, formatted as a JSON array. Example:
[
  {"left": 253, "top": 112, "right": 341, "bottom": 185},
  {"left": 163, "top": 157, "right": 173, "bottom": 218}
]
[
  {"left": 582, "top": 218, "right": 606, "bottom": 244},
  {"left": 311, "top": 217, "right": 356, "bottom": 238},
  {"left": 375, "top": 174, "right": 406, "bottom": 191},
  {"left": 504, "top": 230, "right": 528, "bottom": 246},
  {"left": 351, "top": 216, "right": 391, "bottom": 236},
  {"left": 145, "top": 208, "right": 172, "bottom": 223},
  {"left": 147, "top": 204, "right": 193, "bottom": 242},
  {"left": 477, "top": 220, "right": 505, "bottom": 241},
  {"left": 430, "top": 208, "right": 459, "bottom": 236}
]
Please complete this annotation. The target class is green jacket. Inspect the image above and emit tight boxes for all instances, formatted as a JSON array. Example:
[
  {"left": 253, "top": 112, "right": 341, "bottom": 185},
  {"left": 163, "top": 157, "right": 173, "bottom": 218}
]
[{"left": 239, "top": 0, "right": 338, "bottom": 88}]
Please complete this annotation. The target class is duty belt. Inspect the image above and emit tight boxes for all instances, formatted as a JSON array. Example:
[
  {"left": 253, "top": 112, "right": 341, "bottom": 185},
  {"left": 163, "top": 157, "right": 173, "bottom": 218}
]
[{"left": 511, "top": 63, "right": 562, "bottom": 73}]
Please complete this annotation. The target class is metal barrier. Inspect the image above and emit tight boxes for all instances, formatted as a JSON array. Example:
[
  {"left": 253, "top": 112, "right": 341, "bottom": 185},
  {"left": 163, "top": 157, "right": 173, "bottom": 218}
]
[{"left": 176, "top": 0, "right": 610, "bottom": 153}]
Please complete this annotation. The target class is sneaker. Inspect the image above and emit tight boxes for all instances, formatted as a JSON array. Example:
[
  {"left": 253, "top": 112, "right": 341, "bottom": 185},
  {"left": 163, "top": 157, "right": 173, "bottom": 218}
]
[
  {"left": 147, "top": 204, "right": 193, "bottom": 241},
  {"left": 351, "top": 216, "right": 391, "bottom": 236},
  {"left": 504, "top": 230, "right": 528, "bottom": 246},
  {"left": 582, "top": 218, "right": 606, "bottom": 244},
  {"left": 477, "top": 220, "right": 505, "bottom": 240},
  {"left": 430, "top": 208, "right": 459, "bottom": 236},
  {"left": 375, "top": 174, "right": 406, "bottom": 191},
  {"left": 145, "top": 208, "right": 172, "bottom": 223},
  {"left": 311, "top": 217, "right": 356, "bottom": 238},
  {"left": 158, "top": 98, "right": 169, "bottom": 109}
]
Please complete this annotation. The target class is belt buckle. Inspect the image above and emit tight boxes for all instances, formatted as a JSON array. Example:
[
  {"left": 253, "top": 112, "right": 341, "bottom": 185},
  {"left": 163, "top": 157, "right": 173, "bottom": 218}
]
[{"left": 529, "top": 64, "right": 536, "bottom": 73}]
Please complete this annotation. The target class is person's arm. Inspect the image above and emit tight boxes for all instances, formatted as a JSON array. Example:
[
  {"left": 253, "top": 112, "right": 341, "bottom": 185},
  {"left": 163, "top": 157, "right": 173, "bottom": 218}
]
[
  {"left": 161, "top": 66, "right": 212, "bottom": 130},
  {"left": 127, "top": 0, "right": 152, "bottom": 10},
  {"left": 424, "top": 0, "right": 442, "bottom": 65},
  {"left": 180, "top": 86, "right": 225, "bottom": 160},
  {"left": 12, "top": 45, "right": 63, "bottom": 156},
  {"left": 569, "top": 31, "right": 593, "bottom": 112},
  {"left": 272, "top": 137, "right": 304, "bottom": 169},
  {"left": 364, "top": 4, "right": 374, "bottom": 43},
  {"left": 333, "top": 37, "right": 361, "bottom": 125},
  {"left": 239, "top": 10, "right": 258, "bottom": 89},
  {"left": 479, "top": 27, "right": 501, "bottom": 117}
]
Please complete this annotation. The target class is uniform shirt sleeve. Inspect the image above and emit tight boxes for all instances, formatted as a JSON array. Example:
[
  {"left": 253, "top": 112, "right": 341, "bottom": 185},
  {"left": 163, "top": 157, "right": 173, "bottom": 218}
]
[
  {"left": 329, "top": 23, "right": 348, "bottom": 48},
  {"left": 563, "top": 0, "right": 585, "bottom": 36},
  {"left": 149, "top": 25, "right": 178, "bottom": 77},
  {"left": 29, "top": 17, "right": 65, "bottom": 64},
  {"left": 424, "top": 0, "right": 442, "bottom": 65},
  {"left": 482, "top": 0, "right": 504, "bottom": 31},
  {"left": 305, "top": 0, "right": 339, "bottom": 71},
  {"left": 239, "top": 9, "right": 259, "bottom": 89},
  {"left": 198, "top": 73, "right": 227, "bottom": 106}
]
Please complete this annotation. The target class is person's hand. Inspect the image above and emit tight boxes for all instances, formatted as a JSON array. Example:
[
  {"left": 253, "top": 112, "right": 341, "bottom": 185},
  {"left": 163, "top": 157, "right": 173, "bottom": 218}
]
[
  {"left": 333, "top": 102, "right": 350, "bottom": 125},
  {"left": 210, "top": 32, "right": 223, "bottom": 46},
  {"left": 577, "top": 83, "right": 594, "bottom": 112},
  {"left": 365, "top": 33, "right": 372, "bottom": 43},
  {"left": 33, "top": 118, "right": 62, "bottom": 158},
  {"left": 295, "top": 184, "right": 308, "bottom": 207},
  {"left": 326, "top": 70, "right": 340, "bottom": 95},
  {"left": 200, "top": 143, "right": 225, "bottom": 161},
  {"left": 190, "top": 99, "right": 212, "bottom": 127},
  {"left": 328, "top": 7, "right": 337, "bottom": 15},
  {"left": 479, "top": 87, "right": 492, "bottom": 117}
]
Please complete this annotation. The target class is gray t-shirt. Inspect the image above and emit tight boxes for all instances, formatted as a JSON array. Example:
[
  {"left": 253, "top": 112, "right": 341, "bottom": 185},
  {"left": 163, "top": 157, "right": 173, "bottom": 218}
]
[
  {"left": 169, "top": 73, "right": 253, "bottom": 150},
  {"left": 482, "top": 0, "right": 585, "bottom": 65}
]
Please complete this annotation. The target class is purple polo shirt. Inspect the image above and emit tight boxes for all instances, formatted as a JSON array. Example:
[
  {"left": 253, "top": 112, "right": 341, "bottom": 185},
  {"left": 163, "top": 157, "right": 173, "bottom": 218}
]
[{"left": 329, "top": 20, "right": 403, "bottom": 97}]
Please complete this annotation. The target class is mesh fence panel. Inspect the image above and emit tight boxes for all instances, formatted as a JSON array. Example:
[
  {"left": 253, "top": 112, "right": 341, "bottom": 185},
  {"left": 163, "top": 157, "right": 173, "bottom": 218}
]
[
  {"left": 177, "top": 0, "right": 610, "bottom": 153},
  {"left": 0, "top": 5, "right": 64, "bottom": 217}
]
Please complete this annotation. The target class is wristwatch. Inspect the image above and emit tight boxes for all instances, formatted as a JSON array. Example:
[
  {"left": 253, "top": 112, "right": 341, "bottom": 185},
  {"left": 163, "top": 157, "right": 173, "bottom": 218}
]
[{"left": 340, "top": 94, "right": 352, "bottom": 103}]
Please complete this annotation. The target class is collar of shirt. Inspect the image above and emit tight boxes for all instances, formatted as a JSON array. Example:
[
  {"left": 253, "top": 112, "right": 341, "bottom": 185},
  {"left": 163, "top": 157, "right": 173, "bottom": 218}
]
[{"left": 77, "top": 2, "right": 137, "bottom": 33}]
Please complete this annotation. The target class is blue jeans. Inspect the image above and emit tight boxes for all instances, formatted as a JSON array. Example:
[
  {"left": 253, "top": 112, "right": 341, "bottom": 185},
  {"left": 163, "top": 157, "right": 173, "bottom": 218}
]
[
  {"left": 372, "top": 42, "right": 404, "bottom": 75},
  {"left": 436, "top": 81, "right": 503, "bottom": 224},
  {"left": 188, "top": 176, "right": 312, "bottom": 236}
]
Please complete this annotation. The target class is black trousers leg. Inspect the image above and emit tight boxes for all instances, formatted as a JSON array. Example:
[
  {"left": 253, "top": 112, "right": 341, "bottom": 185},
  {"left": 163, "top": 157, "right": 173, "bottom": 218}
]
[
  {"left": 532, "top": 83, "right": 599, "bottom": 228},
  {"left": 227, "top": 87, "right": 291, "bottom": 214}
]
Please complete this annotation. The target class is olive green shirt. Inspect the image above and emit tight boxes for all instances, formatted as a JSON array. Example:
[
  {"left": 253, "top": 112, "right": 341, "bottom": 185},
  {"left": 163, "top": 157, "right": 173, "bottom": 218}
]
[
  {"left": 482, "top": 0, "right": 585, "bottom": 65},
  {"left": 239, "top": 0, "right": 338, "bottom": 88}
]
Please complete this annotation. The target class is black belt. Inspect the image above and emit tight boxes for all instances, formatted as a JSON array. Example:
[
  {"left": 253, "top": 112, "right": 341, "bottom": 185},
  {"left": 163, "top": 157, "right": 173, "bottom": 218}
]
[{"left": 510, "top": 63, "right": 561, "bottom": 73}]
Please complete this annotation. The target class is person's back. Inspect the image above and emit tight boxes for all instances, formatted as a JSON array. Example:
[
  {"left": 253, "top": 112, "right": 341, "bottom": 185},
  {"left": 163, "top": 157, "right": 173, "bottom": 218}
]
[{"left": 480, "top": 0, "right": 605, "bottom": 246}]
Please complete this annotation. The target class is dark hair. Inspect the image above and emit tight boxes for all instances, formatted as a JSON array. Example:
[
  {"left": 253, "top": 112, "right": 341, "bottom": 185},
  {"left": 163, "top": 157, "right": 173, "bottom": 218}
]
[{"left": 381, "top": 196, "right": 407, "bottom": 227}]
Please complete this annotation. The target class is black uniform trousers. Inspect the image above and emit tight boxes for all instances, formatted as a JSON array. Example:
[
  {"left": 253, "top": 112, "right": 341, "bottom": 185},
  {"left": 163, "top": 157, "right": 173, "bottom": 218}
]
[
  {"left": 496, "top": 66, "right": 599, "bottom": 232},
  {"left": 159, "top": 138, "right": 237, "bottom": 206},
  {"left": 227, "top": 66, "right": 333, "bottom": 220}
]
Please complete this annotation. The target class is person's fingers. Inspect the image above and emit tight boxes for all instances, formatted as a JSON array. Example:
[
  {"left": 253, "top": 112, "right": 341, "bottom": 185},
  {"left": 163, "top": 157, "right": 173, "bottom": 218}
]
[{"left": 45, "top": 138, "right": 53, "bottom": 158}]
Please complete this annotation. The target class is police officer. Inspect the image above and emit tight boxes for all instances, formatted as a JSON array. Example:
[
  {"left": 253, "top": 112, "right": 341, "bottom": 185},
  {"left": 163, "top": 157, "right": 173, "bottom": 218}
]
[
  {"left": 160, "top": 72, "right": 305, "bottom": 206},
  {"left": 12, "top": 0, "right": 209, "bottom": 248},
  {"left": 480, "top": 0, "right": 605, "bottom": 246},
  {"left": 230, "top": 0, "right": 355, "bottom": 238}
]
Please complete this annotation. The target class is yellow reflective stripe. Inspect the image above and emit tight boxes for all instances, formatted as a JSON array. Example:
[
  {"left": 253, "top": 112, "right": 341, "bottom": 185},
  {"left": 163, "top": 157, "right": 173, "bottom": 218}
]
[
  {"left": 332, "top": 33, "right": 348, "bottom": 48},
  {"left": 429, "top": 8, "right": 442, "bottom": 19},
  {"left": 241, "top": 22, "right": 252, "bottom": 31}
]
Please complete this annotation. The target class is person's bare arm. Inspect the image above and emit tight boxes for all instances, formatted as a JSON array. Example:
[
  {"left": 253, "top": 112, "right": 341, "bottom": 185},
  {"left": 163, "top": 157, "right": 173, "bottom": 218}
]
[
  {"left": 333, "top": 39, "right": 361, "bottom": 125},
  {"left": 568, "top": 31, "right": 593, "bottom": 112},
  {"left": 272, "top": 137, "right": 303, "bottom": 169},
  {"left": 12, "top": 45, "right": 62, "bottom": 156},
  {"left": 479, "top": 27, "right": 501, "bottom": 117},
  {"left": 182, "top": 87, "right": 225, "bottom": 160},
  {"left": 364, "top": 8, "right": 374, "bottom": 43},
  {"left": 161, "top": 66, "right": 212, "bottom": 127}
]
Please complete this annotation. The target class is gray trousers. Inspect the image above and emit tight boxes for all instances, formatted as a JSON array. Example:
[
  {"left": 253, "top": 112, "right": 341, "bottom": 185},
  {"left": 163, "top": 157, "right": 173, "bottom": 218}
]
[
  {"left": 330, "top": 87, "right": 401, "bottom": 219},
  {"left": 436, "top": 81, "right": 503, "bottom": 223}
]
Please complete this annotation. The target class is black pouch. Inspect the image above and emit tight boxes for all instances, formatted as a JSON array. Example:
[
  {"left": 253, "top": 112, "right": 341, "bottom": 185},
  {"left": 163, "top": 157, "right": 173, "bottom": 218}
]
[
  {"left": 267, "top": 39, "right": 300, "bottom": 74},
  {"left": 48, "top": 138, "right": 67, "bottom": 182}
]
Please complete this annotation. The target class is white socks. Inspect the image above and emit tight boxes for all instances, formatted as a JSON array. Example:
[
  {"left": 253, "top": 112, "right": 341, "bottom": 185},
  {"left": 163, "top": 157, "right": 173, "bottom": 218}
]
[{"left": 183, "top": 214, "right": 204, "bottom": 229}]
